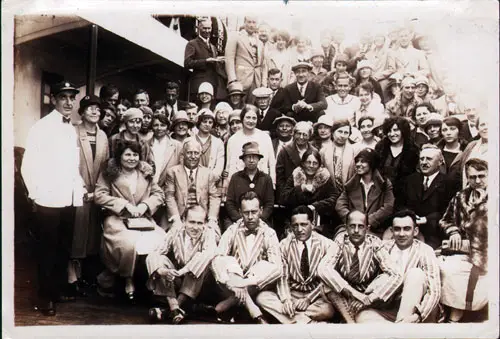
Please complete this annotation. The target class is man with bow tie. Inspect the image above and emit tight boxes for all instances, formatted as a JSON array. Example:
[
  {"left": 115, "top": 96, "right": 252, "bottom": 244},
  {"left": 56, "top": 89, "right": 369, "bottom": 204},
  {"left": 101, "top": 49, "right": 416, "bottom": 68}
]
[
  {"left": 164, "top": 139, "right": 221, "bottom": 236},
  {"left": 357, "top": 209, "right": 441, "bottom": 323},
  {"left": 146, "top": 205, "right": 218, "bottom": 324},
  {"left": 21, "top": 80, "right": 87, "bottom": 316},
  {"left": 256, "top": 206, "right": 335, "bottom": 323},
  {"left": 185, "top": 18, "right": 227, "bottom": 102},
  {"left": 282, "top": 62, "right": 327, "bottom": 123},
  {"left": 318, "top": 210, "right": 403, "bottom": 323},
  {"left": 391, "top": 145, "right": 452, "bottom": 249},
  {"left": 211, "top": 191, "right": 282, "bottom": 324}
]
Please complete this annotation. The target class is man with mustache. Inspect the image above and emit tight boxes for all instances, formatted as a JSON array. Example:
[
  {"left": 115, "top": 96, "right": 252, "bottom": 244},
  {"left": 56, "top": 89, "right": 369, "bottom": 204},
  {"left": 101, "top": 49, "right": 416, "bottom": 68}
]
[
  {"left": 146, "top": 205, "right": 218, "bottom": 324},
  {"left": 256, "top": 206, "right": 335, "bottom": 324},
  {"left": 21, "top": 80, "right": 87, "bottom": 316},
  {"left": 357, "top": 209, "right": 441, "bottom": 323},
  {"left": 164, "top": 140, "right": 221, "bottom": 236},
  {"left": 211, "top": 191, "right": 282, "bottom": 324},
  {"left": 393, "top": 144, "right": 452, "bottom": 249},
  {"left": 318, "top": 210, "right": 403, "bottom": 323}
]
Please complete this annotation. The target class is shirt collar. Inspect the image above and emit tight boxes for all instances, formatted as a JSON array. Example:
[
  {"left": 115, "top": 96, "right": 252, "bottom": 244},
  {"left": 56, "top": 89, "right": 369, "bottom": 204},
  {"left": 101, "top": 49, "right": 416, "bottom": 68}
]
[
  {"left": 199, "top": 35, "right": 211, "bottom": 45},
  {"left": 184, "top": 166, "right": 198, "bottom": 175},
  {"left": 424, "top": 171, "right": 440, "bottom": 186}
]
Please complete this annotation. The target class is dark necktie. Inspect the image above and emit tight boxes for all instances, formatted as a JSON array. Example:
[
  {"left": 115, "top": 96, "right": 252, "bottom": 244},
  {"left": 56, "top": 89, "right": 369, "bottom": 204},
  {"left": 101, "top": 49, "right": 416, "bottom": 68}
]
[
  {"left": 259, "top": 110, "right": 264, "bottom": 121},
  {"left": 347, "top": 245, "right": 360, "bottom": 282},
  {"left": 62, "top": 116, "right": 71, "bottom": 124},
  {"left": 189, "top": 169, "right": 194, "bottom": 183},
  {"left": 300, "top": 241, "right": 310, "bottom": 278},
  {"left": 423, "top": 176, "right": 429, "bottom": 191}
]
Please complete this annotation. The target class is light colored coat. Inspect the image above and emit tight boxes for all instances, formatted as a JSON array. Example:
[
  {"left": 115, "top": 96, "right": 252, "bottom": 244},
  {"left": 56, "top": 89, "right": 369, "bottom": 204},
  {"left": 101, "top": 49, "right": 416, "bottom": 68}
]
[
  {"left": 277, "top": 232, "right": 334, "bottom": 303},
  {"left": 164, "top": 164, "right": 221, "bottom": 221},
  {"left": 94, "top": 161, "right": 166, "bottom": 277},
  {"left": 147, "top": 136, "right": 182, "bottom": 187},
  {"left": 388, "top": 46, "right": 430, "bottom": 78},
  {"left": 382, "top": 239, "right": 441, "bottom": 321},
  {"left": 72, "top": 123, "right": 109, "bottom": 258},
  {"left": 225, "top": 30, "right": 268, "bottom": 91},
  {"left": 319, "top": 141, "right": 363, "bottom": 187}
]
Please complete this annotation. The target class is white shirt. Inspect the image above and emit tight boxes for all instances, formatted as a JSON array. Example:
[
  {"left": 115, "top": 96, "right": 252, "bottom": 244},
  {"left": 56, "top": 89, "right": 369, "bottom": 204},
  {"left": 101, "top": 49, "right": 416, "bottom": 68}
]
[
  {"left": 276, "top": 139, "right": 291, "bottom": 157},
  {"left": 295, "top": 236, "right": 313, "bottom": 262},
  {"left": 360, "top": 179, "right": 375, "bottom": 209},
  {"left": 245, "top": 233, "right": 256, "bottom": 250},
  {"left": 151, "top": 137, "right": 168, "bottom": 182},
  {"left": 296, "top": 145, "right": 307, "bottom": 159},
  {"left": 166, "top": 101, "right": 179, "bottom": 116},
  {"left": 468, "top": 120, "right": 478, "bottom": 138},
  {"left": 21, "top": 110, "right": 85, "bottom": 207},
  {"left": 390, "top": 245, "right": 411, "bottom": 273},
  {"left": 297, "top": 82, "right": 308, "bottom": 97},
  {"left": 423, "top": 171, "right": 439, "bottom": 189},
  {"left": 184, "top": 166, "right": 198, "bottom": 181}
]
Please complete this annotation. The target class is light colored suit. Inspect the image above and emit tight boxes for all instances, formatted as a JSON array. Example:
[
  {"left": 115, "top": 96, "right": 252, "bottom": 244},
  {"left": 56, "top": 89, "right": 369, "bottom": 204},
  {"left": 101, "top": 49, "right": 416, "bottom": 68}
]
[
  {"left": 146, "top": 225, "right": 218, "bottom": 299},
  {"left": 318, "top": 233, "right": 403, "bottom": 322},
  {"left": 256, "top": 232, "right": 335, "bottom": 323},
  {"left": 183, "top": 135, "right": 225, "bottom": 180},
  {"left": 211, "top": 219, "right": 282, "bottom": 290},
  {"left": 164, "top": 164, "right": 221, "bottom": 223},
  {"left": 388, "top": 46, "right": 430, "bottom": 78},
  {"left": 356, "top": 239, "right": 441, "bottom": 323},
  {"left": 147, "top": 136, "right": 182, "bottom": 187},
  {"left": 319, "top": 142, "right": 363, "bottom": 187},
  {"left": 225, "top": 30, "right": 268, "bottom": 93}
]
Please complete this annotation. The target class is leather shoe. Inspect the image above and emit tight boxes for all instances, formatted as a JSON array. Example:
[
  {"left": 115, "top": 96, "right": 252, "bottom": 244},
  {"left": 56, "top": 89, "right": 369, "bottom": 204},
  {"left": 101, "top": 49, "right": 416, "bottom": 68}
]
[
  {"left": 37, "top": 301, "right": 56, "bottom": 316},
  {"left": 254, "top": 315, "right": 268, "bottom": 324}
]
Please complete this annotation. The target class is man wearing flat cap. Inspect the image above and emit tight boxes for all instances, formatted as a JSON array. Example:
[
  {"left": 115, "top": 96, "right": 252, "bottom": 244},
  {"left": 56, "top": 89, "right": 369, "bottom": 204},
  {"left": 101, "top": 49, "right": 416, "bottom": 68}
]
[
  {"left": 252, "top": 87, "right": 282, "bottom": 132},
  {"left": 21, "top": 80, "right": 87, "bottom": 316},
  {"left": 282, "top": 62, "right": 327, "bottom": 123}
]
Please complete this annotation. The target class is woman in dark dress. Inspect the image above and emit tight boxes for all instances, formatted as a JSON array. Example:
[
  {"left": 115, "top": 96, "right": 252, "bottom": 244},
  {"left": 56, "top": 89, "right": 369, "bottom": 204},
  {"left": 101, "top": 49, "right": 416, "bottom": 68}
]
[
  {"left": 437, "top": 116, "right": 468, "bottom": 172},
  {"left": 375, "top": 116, "right": 419, "bottom": 203}
]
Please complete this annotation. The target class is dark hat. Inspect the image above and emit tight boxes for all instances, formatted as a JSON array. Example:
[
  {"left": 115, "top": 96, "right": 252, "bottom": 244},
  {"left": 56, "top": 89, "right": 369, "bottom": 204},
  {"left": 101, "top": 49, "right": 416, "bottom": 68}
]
[
  {"left": 51, "top": 81, "right": 79, "bottom": 96},
  {"left": 169, "top": 110, "right": 195, "bottom": 131},
  {"left": 139, "top": 105, "right": 154, "bottom": 116},
  {"left": 331, "top": 119, "right": 351, "bottom": 133},
  {"left": 239, "top": 141, "right": 263, "bottom": 159},
  {"left": 78, "top": 94, "right": 101, "bottom": 114},
  {"left": 354, "top": 148, "right": 380, "bottom": 169},
  {"left": 334, "top": 54, "right": 349, "bottom": 65},
  {"left": 273, "top": 115, "right": 297, "bottom": 127},
  {"left": 227, "top": 81, "right": 245, "bottom": 96},
  {"left": 291, "top": 61, "right": 313, "bottom": 72}
]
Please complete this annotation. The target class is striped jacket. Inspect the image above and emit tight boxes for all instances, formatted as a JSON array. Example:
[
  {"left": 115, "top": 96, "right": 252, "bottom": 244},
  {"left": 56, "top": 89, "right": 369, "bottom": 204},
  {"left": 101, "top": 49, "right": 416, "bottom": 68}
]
[
  {"left": 277, "top": 232, "right": 334, "bottom": 303},
  {"left": 382, "top": 239, "right": 441, "bottom": 321},
  {"left": 319, "top": 233, "right": 403, "bottom": 302},
  {"left": 212, "top": 219, "right": 282, "bottom": 289},
  {"left": 146, "top": 226, "right": 218, "bottom": 279}
]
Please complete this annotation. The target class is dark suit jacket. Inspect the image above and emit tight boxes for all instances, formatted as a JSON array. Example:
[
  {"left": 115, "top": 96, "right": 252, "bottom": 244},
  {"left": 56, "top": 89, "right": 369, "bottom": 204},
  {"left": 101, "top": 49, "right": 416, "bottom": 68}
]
[
  {"left": 282, "top": 81, "right": 327, "bottom": 122},
  {"left": 275, "top": 142, "right": 315, "bottom": 193},
  {"left": 459, "top": 120, "right": 480, "bottom": 143},
  {"left": 257, "top": 107, "right": 282, "bottom": 132},
  {"left": 270, "top": 88, "right": 286, "bottom": 112},
  {"left": 184, "top": 36, "right": 227, "bottom": 100},
  {"left": 397, "top": 172, "right": 452, "bottom": 249}
]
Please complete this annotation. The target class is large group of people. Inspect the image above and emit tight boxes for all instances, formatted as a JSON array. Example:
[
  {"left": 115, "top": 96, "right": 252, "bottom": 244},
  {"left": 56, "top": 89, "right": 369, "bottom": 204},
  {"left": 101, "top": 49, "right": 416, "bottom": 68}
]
[{"left": 20, "top": 15, "right": 490, "bottom": 326}]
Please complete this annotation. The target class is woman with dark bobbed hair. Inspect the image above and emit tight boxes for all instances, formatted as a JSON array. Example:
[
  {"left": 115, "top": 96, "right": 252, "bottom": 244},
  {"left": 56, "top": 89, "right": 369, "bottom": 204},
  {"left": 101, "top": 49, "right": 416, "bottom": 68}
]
[
  {"left": 437, "top": 116, "right": 468, "bottom": 171},
  {"left": 281, "top": 148, "right": 340, "bottom": 238},
  {"left": 336, "top": 148, "right": 395, "bottom": 237},
  {"left": 94, "top": 140, "right": 166, "bottom": 302},
  {"left": 375, "top": 116, "right": 419, "bottom": 202}
]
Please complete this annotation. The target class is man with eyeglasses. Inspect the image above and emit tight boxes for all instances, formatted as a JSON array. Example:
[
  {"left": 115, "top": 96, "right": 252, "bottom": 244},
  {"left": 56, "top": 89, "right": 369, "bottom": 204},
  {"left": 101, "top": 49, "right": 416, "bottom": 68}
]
[
  {"left": 211, "top": 191, "right": 282, "bottom": 324},
  {"left": 318, "top": 210, "right": 403, "bottom": 323}
]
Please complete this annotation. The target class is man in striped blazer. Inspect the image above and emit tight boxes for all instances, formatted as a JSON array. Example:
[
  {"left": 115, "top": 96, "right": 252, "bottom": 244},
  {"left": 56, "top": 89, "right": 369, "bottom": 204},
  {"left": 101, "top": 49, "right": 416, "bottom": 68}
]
[
  {"left": 145, "top": 205, "right": 218, "bottom": 324},
  {"left": 356, "top": 209, "right": 441, "bottom": 323},
  {"left": 318, "top": 210, "right": 403, "bottom": 323},
  {"left": 211, "top": 191, "right": 282, "bottom": 324},
  {"left": 256, "top": 206, "right": 335, "bottom": 323}
]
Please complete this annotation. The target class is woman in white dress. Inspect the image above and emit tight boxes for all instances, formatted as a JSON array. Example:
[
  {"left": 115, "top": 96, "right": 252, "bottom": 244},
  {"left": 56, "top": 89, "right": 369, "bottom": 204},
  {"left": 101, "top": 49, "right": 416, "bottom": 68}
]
[{"left": 268, "top": 30, "right": 293, "bottom": 87}]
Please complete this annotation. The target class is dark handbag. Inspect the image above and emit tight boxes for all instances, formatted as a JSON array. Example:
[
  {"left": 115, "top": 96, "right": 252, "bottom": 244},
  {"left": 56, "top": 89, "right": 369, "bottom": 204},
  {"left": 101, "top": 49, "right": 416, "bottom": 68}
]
[{"left": 124, "top": 217, "right": 156, "bottom": 231}]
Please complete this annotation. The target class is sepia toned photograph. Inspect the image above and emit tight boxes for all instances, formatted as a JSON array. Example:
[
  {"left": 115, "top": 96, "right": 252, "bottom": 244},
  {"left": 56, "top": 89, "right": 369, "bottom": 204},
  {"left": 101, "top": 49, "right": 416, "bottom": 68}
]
[{"left": 3, "top": 1, "right": 499, "bottom": 338}]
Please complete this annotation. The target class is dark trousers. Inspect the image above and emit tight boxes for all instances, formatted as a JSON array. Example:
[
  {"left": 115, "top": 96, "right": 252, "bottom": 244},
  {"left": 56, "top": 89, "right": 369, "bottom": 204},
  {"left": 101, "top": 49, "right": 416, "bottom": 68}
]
[{"left": 34, "top": 204, "right": 75, "bottom": 301}]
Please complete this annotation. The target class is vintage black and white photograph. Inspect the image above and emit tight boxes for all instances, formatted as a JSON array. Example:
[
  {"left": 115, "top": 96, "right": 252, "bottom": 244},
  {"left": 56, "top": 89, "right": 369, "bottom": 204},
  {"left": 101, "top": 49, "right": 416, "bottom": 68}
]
[{"left": 3, "top": 1, "right": 499, "bottom": 338}]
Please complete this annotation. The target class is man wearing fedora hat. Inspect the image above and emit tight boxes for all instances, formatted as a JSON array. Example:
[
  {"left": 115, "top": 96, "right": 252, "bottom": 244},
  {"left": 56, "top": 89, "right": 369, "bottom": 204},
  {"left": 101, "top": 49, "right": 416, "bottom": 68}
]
[
  {"left": 252, "top": 87, "right": 281, "bottom": 132},
  {"left": 21, "top": 80, "right": 87, "bottom": 315},
  {"left": 225, "top": 142, "right": 274, "bottom": 227},
  {"left": 283, "top": 61, "right": 327, "bottom": 123}
]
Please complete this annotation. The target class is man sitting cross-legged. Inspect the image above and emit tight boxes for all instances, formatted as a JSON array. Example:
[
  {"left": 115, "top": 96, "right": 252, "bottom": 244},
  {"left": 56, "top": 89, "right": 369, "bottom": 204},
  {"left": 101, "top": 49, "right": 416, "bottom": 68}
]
[
  {"left": 211, "top": 191, "right": 282, "bottom": 324},
  {"left": 356, "top": 209, "right": 441, "bottom": 323},
  {"left": 146, "top": 205, "right": 218, "bottom": 324},
  {"left": 318, "top": 210, "right": 403, "bottom": 323},
  {"left": 256, "top": 206, "right": 335, "bottom": 323}
]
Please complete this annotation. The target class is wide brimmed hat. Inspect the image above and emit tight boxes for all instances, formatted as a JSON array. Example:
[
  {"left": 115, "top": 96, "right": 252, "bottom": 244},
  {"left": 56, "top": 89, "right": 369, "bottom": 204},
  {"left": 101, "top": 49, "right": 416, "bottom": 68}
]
[
  {"left": 291, "top": 61, "right": 313, "bottom": 72},
  {"left": 78, "top": 94, "right": 101, "bottom": 114},
  {"left": 239, "top": 141, "right": 264, "bottom": 159},
  {"left": 273, "top": 115, "right": 297, "bottom": 127},
  {"left": 313, "top": 114, "right": 334, "bottom": 129},
  {"left": 122, "top": 108, "right": 144, "bottom": 123},
  {"left": 169, "top": 110, "right": 195, "bottom": 131},
  {"left": 227, "top": 81, "right": 245, "bottom": 96},
  {"left": 51, "top": 80, "right": 79, "bottom": 96},
  {"left": 252, "top": 87, "right": 273, "bottom": 98}
]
